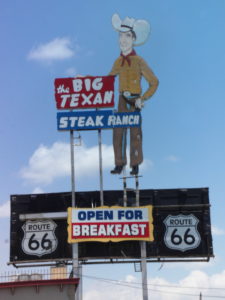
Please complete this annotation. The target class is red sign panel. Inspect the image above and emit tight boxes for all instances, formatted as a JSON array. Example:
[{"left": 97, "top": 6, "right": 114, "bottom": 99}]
[{"left": 54, "top": 76, "right": 115, "bottom": 110}]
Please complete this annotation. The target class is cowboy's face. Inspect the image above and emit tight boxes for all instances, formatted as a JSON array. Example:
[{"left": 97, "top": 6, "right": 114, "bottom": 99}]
[{"left": 119, "top": 31, "right": 135, "bottom": 55}]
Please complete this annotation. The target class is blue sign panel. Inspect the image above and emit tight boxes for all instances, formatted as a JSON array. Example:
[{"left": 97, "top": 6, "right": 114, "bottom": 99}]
[{"left": 57, "top": 110, "right": 141, "bottom": 131}]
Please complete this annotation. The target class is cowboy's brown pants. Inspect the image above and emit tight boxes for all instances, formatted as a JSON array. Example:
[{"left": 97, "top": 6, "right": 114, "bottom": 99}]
[{"left": 113, "top": 95, "right": 143, "bottom": 167}]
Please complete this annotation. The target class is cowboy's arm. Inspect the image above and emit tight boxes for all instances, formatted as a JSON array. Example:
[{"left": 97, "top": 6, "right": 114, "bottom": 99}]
[
  {"left": 140, "top": 58, "right": 159, "bottom": 101},
  {"left": 134, "top": 58, "right": 158, "bottom": 110}
]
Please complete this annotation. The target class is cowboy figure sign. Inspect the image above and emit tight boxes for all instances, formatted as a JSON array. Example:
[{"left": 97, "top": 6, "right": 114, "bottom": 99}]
[{"left": 109, "top": 14, "right": 159, "bottom": 175}]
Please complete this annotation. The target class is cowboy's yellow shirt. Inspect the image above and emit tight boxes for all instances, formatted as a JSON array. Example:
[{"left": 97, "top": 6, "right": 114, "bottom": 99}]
[{"left": 109, "top": 55, "right": 159, "bottom": 101}]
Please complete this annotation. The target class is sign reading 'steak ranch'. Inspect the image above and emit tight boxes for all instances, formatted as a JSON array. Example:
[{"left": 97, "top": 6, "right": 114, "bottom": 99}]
[
  {"left": 57, "top": 110, "right": 141, "bottom": 131},
  {"left": 54, "top": 76, "right": 115, "bottom": 109},
  {"left": 67, "top": 206, "right": 154, "bottom": 243}
]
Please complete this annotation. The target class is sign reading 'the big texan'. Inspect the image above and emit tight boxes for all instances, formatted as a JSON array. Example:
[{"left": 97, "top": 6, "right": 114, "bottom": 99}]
[
  {"left": 54, "top": 76, "right": 115, "bottom": 109},
  {"left": 67, "top": 206, "right": 153, "bottom": 243}
]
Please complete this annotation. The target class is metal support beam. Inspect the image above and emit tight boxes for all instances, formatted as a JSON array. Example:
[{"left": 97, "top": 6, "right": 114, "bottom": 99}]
[
  {"left": 98, "top": 129, "right": 104, "bottom": 206},
  {"left": 140, "top": 241, "right": 148, "bottom": 300},
  {"left": 70, "top": 130, "right": 80, "bottom": 300},
  {"left": 122, "top": 168, "right": 127, "bottom": 207},
  {"left": 19, "top": 212, "right": 67, "bottom": 221},
  {"left": 135, "top": 175, "right": 148, "bottom": 300},
  {"left": 9, "top": 257, "right": 211, "bottom": 268}
]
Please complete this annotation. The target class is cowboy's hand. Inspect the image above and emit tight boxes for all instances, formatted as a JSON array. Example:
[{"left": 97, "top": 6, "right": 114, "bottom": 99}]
[{"left": 135, "top": 98, "right": 144, "bottom": 110}]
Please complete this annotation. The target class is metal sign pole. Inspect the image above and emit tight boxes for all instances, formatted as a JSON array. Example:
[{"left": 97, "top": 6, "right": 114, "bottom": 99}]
[
  {"left": 135, "top": 176, "right": 148, "bottom": 300},
  {"left": 140, "top": 241, "right": 148, "bottom": 300},
  {"left": 70, "top": 130, "right": 80, "bottom": 300},
  {"left": 98, "top": 129, "right": 104, "bottom": 206},
  {"left": 122, "top": 168, "right": 127, "bottom": 207}
]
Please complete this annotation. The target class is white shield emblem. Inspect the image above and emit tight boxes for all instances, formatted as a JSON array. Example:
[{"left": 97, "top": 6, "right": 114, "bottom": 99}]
[
  {"left": 163, "top": 214, "right": 201, "bottom": 252},
  {"left": 22, "top": 220, "right": 58, "bottom": 257}
]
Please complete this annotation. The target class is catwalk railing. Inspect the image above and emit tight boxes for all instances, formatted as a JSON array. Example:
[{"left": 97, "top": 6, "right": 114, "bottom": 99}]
[{"left": 0, "top": 267, "right": 73, "bottom": 284}]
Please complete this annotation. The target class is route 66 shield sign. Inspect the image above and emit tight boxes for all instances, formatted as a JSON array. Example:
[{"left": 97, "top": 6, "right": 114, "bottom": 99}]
[
  {"left": 163, "top": 214, "right": 201, "bottom": 252},
  {"left": 22, "top": 220, "right": 58, "bottom": 257}
]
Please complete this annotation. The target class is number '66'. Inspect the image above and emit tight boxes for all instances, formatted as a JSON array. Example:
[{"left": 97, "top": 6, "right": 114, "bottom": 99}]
[
  {"left": 28, "top": 233, "right": 52, "bottom": 250},
  {"left": 171, "top": 228, "right": 195, "bottom": 245}
]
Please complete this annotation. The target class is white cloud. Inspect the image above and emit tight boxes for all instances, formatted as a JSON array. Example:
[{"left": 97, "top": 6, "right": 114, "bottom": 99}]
[
  {"left": 141, "top": 158, "right": 153, "bottom": 170},
  {"left": 32, "top": 187, "right": 45, "bottom": 194},
  {"left": 83, "top": 270, "right": 225, "bottom": 300},
  {"left": 212, "top": 225, "right": 225, "bottom": 236},
  {"left": 165, "top": 257, "right": 216, "bottom": 271},
  {"left": 0, "top": 201, "right": 10, "bottom": 218},
  {"left": 84, "top": 275, "right": 141, "bottom": 300},
  {"left": 165, "top": 155, "right": 180, "bottom": 162},
  {"left": 20, "top": 141, "right": 154, "bottom": 186},
  {"left": 20, "top": 142, "right": 114, "bottom": 185},
  {"left": 28, "top": 37, "right": 74, "bottom": 61},
  {"left": 65, "top": 67, "right": 77, "bottom": 76}
]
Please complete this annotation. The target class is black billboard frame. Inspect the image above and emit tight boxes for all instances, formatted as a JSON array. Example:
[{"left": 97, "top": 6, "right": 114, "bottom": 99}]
[{"left": 9, "top": 188, "right": 214, "bottom": 267}]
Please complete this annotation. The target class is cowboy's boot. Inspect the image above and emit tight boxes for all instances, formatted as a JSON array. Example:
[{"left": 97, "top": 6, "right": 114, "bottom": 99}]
[
  {"left": 110, "top": 165, "right": 123, "bottom": 174},
  {"left": 130, "top": 165, "right": 139, "bottom": 175}
]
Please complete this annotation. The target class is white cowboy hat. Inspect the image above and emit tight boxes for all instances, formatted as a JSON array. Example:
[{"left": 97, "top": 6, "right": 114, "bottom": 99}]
[{"left": 112, "top": 13, "right": 150, "bottom": 46}]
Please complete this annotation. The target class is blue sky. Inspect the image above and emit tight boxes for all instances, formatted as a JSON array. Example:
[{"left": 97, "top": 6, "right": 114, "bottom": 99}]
[{"left": 1, "top": 0, "right": 225, "bottom": 299}]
